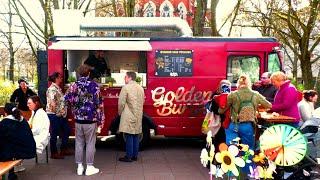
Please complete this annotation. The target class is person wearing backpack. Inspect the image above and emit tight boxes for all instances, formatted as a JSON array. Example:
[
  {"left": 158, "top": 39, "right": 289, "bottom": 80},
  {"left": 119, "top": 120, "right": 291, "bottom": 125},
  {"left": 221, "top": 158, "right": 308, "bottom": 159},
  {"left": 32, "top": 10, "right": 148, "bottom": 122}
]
[{"left": 219, "top": 74, "right": 271, "bottom": 173}]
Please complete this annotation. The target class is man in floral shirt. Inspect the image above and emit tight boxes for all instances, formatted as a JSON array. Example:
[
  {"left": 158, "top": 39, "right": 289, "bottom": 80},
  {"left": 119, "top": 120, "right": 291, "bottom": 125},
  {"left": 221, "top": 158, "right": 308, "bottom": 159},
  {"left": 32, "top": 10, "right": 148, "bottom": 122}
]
[{"left": 65, "top": 65, "right": 104, "bottom": 176}]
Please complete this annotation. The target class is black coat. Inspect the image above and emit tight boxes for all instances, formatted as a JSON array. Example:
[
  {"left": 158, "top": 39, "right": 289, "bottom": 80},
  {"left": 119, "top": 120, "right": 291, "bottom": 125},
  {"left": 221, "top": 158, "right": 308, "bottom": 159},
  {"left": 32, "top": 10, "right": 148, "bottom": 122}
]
[
  {"left": 252, "top": 84, "right": 277, "bottom": 103},
  {"left": 10, "top": 88, "right": 36, "bottom": 111},
  {"left": 0, "top": 117, "right": 36, "bottom": 161},
  {"left": 84, "top": 55, "right": 110, "bottom": 79}
]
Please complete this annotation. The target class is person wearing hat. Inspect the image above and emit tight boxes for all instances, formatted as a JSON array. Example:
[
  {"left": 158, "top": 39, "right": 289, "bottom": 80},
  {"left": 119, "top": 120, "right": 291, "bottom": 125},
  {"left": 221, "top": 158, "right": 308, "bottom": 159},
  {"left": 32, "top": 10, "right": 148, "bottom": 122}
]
[{"left": 10, "top": 79, "right": 37, "bottom": 120}]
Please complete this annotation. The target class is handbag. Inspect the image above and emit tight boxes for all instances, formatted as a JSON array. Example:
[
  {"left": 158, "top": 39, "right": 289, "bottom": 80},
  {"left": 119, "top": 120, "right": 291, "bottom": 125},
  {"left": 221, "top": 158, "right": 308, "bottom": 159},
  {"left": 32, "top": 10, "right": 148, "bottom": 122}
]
[{"left": 201, "top": 111, "right": 221, "bottom": 136}]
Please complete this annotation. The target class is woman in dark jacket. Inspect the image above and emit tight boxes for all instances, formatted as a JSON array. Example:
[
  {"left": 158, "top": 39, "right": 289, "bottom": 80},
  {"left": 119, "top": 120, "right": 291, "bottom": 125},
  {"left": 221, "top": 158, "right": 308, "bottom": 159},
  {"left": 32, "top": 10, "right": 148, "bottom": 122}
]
[{"left": 0, "top": 103, "right": 36, "bottom": 180}]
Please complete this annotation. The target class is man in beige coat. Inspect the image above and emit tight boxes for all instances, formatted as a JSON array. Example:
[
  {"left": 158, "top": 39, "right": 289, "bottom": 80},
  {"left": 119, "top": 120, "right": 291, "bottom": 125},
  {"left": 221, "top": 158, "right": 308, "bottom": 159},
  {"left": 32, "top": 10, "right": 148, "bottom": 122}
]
[{"left": 118, "top": 72, "right": 144, "bottom": 162}]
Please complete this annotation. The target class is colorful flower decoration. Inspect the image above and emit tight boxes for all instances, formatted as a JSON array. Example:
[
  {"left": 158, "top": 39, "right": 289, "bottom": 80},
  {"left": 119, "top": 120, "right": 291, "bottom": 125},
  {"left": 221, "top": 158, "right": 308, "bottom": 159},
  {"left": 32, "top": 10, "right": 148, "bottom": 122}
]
[
  {"left": 215, "top": 143, "right": 245, "bottom": 176},
  {"left": 200, "top": 148, "right": 209, "bottom": 167},
  {"left": 249, "top": 166, "right": 259, "bottom": 179},
  {"left": 253, "top": 152, "right": 266, "bottom": 164},
  {"left": 209, "top": 164, "right": 224, "bottom": 179},
  {"left": 206, "top": 130, "right": 213, "bottom": 148}
]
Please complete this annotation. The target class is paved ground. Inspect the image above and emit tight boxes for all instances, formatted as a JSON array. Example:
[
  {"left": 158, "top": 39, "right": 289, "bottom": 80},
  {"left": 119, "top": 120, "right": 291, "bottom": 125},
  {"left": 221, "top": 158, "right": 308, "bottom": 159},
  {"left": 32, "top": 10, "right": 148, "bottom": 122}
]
[{"left": 15, "top": 137, "right": 210, "bottom": 180}]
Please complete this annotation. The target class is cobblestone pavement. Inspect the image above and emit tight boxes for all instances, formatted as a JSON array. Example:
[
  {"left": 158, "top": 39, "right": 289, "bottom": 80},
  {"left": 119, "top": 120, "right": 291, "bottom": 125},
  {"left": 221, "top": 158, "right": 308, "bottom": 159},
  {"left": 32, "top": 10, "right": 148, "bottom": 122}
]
[{"left": 16, "top": 137, "right": 210, "bottom": 180}]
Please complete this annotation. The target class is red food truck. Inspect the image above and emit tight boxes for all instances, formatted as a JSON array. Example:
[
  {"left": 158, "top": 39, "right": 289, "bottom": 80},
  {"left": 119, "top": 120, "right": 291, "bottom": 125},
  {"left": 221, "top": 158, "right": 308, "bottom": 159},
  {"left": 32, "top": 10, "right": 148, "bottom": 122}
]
[{"left": 45, "top": 17, "right": 283, "bottom": 147}]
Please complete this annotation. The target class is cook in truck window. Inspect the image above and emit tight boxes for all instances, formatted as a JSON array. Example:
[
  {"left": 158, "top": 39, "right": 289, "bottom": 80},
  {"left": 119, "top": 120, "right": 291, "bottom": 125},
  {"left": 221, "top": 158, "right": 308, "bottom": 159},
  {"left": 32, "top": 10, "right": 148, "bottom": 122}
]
[
  {"left": 84, "top": 50, "right": 111, "bottom": 80},
  {"left": 227, "top": 56, "right": 260, "bottom": 85}
]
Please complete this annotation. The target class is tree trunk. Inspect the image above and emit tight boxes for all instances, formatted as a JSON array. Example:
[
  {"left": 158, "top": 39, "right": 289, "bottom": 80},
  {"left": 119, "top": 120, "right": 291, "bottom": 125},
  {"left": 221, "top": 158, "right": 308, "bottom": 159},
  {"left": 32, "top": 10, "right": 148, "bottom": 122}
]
[
  {"left": 210, "top": 0, "right": 219, "bottom": 36},
  {"left": 292, "top": 53, "right": 298, "bottom": 81},
  {"left": 8, "top": 1, "right": 14, "bottom": 83},
  {"left": 126, "top": 0, "right": 135, "bottom": 17},
  {"left": 300, "top": 52, "right": 313, "bottom": 89},
  {"left": 193, "top": 0, "right": 207, "bottom": 36},
  {"left": 112, "top": 0, "right": 118, "bottom": 17}
]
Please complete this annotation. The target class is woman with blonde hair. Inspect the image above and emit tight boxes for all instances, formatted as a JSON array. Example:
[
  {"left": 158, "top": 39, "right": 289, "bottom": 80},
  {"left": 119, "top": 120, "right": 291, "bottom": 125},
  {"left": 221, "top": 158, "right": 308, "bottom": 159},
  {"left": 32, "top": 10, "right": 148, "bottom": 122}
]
[
  {"left": 270, "top": 71, "right": 301, "bottom": 126},
  {"left": 219, "top": 74, "right": 271, "bottom": 172}
]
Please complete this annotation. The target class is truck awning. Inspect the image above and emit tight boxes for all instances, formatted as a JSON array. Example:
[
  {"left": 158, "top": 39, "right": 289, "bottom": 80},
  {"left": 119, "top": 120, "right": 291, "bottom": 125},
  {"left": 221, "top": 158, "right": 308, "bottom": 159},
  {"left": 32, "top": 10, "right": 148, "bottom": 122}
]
[{"left": 48, "top": 40, "right": 152, "bottom": 51}]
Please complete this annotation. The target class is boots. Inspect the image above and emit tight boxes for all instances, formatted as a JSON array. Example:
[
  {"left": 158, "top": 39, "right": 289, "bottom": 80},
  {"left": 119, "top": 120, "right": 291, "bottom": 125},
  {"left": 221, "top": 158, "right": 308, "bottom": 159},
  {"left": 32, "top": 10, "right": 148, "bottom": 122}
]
[{"left": 50, "top": 152, "right": 64, "bottom": 159}]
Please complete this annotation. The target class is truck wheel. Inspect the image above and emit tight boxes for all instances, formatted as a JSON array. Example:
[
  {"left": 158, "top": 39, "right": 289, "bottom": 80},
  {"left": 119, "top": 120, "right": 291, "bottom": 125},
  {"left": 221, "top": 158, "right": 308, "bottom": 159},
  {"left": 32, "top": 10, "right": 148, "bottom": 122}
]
[
  {"left": 139, "top": 125, "right": 151, "bottom": 150},
  {"left": 115, "top": 125, "right": 151, "bottom": 151}
]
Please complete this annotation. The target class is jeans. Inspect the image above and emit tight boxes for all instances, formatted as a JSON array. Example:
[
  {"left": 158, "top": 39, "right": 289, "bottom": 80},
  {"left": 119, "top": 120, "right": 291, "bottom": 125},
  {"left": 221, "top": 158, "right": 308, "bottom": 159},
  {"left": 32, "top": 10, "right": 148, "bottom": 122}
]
[
  {"left": 125, "top": 133, "right": 139, "bottom": 158},
  {"left": 48, "top": 114, "right": 70, "bottom": 153},
  {"left": 225, "top": 122, "right": 254, "bottom": 173}
]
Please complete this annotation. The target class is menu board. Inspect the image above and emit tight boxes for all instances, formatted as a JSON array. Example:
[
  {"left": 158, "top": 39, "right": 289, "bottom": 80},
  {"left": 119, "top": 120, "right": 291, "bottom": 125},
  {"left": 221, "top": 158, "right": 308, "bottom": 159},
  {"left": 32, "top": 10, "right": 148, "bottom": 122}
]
[{"left": 155, "top": 50, "right": 193, "bottom": 77}]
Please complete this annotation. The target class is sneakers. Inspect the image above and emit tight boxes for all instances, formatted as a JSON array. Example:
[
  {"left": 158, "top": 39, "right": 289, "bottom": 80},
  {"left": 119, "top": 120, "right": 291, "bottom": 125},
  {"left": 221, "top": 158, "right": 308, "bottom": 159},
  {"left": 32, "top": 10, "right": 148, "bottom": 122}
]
[
  {"left": 131, "top": 156, "right": 138, "bottom": 161},
  {"left": 118, "top": 156, "right": 133, "bottom": 162},
  {"left": 85, "top": 166, "right": 99, "bottom": 176},
  {"left": 14, "top": 164, "right": 25, "bottom": 173},
  {"left": 77, "top": 165, "right": 84, "bottom": 176}
]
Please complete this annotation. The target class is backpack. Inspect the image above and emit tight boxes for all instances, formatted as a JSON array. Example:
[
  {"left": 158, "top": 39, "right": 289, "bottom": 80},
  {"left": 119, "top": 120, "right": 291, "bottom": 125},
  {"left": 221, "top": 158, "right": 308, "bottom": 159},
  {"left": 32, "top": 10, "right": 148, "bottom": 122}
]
[{"left": 235, "top": 92, "right": 256, "bottom": 122}]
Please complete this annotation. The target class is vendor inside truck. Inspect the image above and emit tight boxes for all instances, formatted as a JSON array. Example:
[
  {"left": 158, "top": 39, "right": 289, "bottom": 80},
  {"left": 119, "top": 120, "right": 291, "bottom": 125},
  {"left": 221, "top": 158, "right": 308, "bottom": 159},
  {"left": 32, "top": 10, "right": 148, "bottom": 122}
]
[{"left": 84, "top": 50, "right": 111, "bottom": 80}]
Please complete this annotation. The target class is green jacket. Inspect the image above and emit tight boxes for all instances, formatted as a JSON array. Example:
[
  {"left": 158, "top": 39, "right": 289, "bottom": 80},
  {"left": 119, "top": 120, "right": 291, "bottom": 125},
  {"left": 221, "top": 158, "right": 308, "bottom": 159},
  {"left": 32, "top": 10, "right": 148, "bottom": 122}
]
[{"left": 218, "top": 87, "right": 272, "bottom": 123}]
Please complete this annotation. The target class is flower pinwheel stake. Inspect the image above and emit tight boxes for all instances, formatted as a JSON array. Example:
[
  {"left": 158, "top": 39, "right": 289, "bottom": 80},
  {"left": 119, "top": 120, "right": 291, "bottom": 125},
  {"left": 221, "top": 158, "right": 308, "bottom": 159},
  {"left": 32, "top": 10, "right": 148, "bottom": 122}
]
[
  {"left": 215, "top": 143, "right": 245, "bottom": 177},
  {"left": 249, "top": 152, "right": 277, "bottom": 179}
]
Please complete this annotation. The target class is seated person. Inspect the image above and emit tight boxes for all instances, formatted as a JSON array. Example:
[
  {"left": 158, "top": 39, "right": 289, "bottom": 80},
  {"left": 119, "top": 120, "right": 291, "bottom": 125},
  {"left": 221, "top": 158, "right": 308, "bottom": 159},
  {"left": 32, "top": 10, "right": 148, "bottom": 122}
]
[
  {"left": 298, "top": 90, "right": 318, "bottom": 122},
  {"left": 0, "top": 103, "right": 36, "bottom": 180},
  {"left": 27, "top": 96, "right": 50, "bottom": 154},
  {"left": 84, "top": 50, "right": 111, "bottom": 79}
]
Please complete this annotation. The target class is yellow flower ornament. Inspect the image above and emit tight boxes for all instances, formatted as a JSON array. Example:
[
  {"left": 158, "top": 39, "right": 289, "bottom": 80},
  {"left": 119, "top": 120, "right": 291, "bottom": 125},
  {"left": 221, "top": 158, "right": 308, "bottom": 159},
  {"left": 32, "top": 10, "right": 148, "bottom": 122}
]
[{"left": 215, "top": 143, "right": 245, "bottom": 176}]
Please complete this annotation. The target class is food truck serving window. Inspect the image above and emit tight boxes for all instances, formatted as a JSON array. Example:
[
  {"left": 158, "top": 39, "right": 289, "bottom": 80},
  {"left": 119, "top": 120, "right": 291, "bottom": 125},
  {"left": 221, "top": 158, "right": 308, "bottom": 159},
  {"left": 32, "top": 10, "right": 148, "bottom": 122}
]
[
  {"left": 227, "top": 55, "right": 260, "bottom": 84},
  {"left": 155, "top": 50, "right": 193, "bottom": 77}
]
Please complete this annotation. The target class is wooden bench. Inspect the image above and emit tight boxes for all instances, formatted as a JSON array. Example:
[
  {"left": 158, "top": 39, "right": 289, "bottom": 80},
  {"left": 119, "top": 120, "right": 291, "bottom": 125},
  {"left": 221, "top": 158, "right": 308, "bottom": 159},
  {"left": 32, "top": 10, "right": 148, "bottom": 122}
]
[{"left": 0, "top": 160, "right": 22, "bottom": 180}]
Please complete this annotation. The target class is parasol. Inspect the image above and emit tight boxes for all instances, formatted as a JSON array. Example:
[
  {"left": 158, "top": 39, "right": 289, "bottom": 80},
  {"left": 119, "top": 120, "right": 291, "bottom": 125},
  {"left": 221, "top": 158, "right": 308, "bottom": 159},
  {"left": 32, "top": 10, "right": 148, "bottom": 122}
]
[{"left": 259, "top": 124, "right": 307, "bottom": 166}]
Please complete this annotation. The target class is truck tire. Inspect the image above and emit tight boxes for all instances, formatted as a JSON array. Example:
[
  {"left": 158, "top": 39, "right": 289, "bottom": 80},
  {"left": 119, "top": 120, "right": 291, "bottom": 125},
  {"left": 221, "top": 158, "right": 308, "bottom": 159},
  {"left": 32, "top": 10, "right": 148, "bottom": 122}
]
[{"left": 116, "top": 124, "right": 151, "bottom": 151}]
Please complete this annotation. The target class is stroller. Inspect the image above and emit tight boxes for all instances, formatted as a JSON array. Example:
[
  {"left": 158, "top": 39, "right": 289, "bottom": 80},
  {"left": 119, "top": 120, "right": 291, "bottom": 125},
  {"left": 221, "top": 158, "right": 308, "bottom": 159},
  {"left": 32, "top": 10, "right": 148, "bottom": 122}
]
[{"left": 279, "top": 118, "right": 320, "bottom": 179}]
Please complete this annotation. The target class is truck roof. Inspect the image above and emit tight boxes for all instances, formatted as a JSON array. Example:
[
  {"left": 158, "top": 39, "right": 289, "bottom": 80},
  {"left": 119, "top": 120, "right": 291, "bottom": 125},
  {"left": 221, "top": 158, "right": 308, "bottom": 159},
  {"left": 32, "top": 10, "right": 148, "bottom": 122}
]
[{"left": 49, "top": 36, "right": 277, "bottom": 43}]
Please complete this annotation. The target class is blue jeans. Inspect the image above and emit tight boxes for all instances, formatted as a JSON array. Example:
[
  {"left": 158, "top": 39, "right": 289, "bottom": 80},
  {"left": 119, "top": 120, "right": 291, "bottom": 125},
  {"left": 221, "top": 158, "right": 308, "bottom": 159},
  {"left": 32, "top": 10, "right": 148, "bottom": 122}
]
[
  {"left": 125, "top": 133, "right": 139, "bottom": 158},
  {"left": 225, "top": 122, "right": 254, "bottom": 173},
  {"left": 48, "top": 114, "right": 70, "bottom": 153}
]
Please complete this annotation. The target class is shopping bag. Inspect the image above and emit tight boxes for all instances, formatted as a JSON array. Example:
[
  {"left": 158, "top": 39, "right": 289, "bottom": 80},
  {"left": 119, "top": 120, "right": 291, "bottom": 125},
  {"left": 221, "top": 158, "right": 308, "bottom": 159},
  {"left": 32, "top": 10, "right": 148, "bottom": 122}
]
[{"left": 201, "top": 111, "right": 221, "bottom": 136}]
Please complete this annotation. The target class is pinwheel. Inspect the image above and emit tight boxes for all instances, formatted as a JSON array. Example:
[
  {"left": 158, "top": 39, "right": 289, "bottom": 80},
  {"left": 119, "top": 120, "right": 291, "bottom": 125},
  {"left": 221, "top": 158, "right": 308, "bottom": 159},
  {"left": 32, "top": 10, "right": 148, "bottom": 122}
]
[{"left": 259, "top": 124, "right": 307, "bottom": 166}]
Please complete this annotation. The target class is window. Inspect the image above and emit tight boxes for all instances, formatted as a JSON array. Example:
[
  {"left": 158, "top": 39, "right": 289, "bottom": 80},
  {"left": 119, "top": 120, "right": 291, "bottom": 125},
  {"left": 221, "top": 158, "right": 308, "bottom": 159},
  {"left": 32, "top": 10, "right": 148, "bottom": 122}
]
[
  {"left": 268, "top": 53, "right": 281, "bottom": 73},
  {"left": 227, "top": 56, "right": 260, "bottom": 84},
  {"left": 143, "top": 1, "right": 156, "bottom": 17},
  {"left": 160, "top": 0, "right": 174, "bottom": 17},
  {"left": 177, "top": 2, "right": 187, "bottom": 20}
]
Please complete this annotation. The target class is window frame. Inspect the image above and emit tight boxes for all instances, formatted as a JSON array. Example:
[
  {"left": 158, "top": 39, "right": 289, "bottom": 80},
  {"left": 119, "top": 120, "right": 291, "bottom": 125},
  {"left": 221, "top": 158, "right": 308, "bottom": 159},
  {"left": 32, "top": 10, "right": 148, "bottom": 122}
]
[
  {"left": 226, "top": 55, "right": 261, "bottom": 86},
  {"left": 267, "top": 52, "right": 281, "bottom": 73}
]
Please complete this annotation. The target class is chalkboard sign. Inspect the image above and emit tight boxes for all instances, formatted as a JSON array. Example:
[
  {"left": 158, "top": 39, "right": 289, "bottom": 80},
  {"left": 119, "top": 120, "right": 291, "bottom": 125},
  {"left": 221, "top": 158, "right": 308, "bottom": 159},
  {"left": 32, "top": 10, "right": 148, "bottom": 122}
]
[{"left": 155, "top": 50, "right": 193, "bottom": 77}]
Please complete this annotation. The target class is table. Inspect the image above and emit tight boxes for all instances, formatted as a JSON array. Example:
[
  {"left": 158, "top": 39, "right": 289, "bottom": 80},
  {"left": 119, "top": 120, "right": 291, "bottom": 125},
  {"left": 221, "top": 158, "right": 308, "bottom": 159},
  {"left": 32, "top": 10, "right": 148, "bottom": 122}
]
[
  {"left": 0, "top": 160, "right": 22, "bottom": 179},
  {"left": 258, "top": 113, "right": 296, "bottom": 124}
]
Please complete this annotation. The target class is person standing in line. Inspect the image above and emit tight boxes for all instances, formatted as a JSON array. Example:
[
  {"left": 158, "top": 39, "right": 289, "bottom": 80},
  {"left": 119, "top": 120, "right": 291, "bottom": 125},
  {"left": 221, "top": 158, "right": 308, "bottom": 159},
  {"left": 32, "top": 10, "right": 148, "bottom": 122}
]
[
  {"left": 27, "top": 96, "right": 50, "bottom": 154},
  {"left": 10, "top": 79, "right": 36, "bottom": 119},
  {"left": 252, "top": 72, "right": 277, "bottom": 103},
  {"left": 46, "top": 72, "right": 72, "bottom": 159},
  {"left": 270, "top": 71, "right": 301, "bottom": 127},
  {"left": 298, "top": 90, "right": 318, "bottom": 122},
  {"left": 118, "top": 71, "right": 145, "bottom": 162},
  {"left": 65, "top": 65, "right": 104, "bottom": 176}
]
